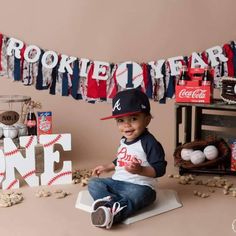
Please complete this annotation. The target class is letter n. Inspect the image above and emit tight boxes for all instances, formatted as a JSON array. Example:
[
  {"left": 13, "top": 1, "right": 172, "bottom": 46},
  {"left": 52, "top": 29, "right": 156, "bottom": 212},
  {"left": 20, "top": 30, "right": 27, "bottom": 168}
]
[{"left": 2, "top": 136, "right": 39, "bottom": 190}]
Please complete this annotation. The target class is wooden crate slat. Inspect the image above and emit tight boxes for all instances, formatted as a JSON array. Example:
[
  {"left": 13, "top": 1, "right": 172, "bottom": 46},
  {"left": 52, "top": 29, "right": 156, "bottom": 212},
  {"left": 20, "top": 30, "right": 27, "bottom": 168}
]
[
  {"left": 201, "top": 129, "right": 236, "bottom": 141},
  {"left": 201, "top": 113, "right": 236, "bottom": 127}
]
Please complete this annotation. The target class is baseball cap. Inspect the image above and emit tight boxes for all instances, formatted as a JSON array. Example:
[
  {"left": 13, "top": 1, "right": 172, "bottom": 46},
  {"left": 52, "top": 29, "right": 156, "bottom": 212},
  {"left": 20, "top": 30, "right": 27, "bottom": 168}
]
[{"left": 101, "top": 89, "right": 150, "bottom": 120}]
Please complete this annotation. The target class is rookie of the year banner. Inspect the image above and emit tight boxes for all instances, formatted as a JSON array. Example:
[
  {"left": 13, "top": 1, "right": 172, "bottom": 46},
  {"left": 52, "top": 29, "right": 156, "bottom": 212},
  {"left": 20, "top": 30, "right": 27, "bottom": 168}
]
[{"left": 7, "top": 37, "right": 228, "bottom": 89}]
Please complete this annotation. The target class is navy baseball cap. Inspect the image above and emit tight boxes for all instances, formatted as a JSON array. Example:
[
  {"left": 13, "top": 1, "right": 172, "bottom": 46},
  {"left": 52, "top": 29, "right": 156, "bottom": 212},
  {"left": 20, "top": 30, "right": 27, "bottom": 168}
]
[{"left": 101, "top": 89, "right": 150, "bottom": 120}]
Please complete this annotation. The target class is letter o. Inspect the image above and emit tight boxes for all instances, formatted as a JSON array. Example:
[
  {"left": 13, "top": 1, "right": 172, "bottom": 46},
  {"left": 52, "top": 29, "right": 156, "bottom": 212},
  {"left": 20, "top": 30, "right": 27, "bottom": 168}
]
[
  {"left": 24, "top": 45, "right": 41, "bottom": 63},
  {"left": 41, "top": 51, "right": 58, "bottom": 69}
]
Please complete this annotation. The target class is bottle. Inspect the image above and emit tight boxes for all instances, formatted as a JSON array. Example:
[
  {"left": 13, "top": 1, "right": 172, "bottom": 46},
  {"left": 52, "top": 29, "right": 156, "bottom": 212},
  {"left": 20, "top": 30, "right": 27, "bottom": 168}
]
[
  {"left": 26, "top": 103, "right": 37, "bottom": 135},
  {"left": 202, "top": 67, "right": 211, "bottom": 86},
  {"left": 178, "top": 66, "right": 188, "bottom": 86}
]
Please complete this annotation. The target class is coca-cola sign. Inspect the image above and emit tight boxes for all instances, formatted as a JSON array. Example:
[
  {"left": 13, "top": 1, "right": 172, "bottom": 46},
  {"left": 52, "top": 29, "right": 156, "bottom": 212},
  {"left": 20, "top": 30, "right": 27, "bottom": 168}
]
[
  {"left": 176, "top": 85, "right": 212, "bottom": 103},
  {"left": 178, "top": 88, "right": 207, "bottom": 99}
]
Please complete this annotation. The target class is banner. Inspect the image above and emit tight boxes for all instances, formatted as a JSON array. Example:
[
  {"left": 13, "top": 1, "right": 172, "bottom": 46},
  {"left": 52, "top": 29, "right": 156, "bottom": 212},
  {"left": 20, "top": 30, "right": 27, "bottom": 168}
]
[{"left": 0, "top": 33, "right": 235, "bottom": 103}]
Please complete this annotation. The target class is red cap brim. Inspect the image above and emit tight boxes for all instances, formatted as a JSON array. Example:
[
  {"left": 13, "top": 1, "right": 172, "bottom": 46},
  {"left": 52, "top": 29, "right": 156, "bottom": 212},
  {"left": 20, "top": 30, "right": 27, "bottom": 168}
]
[{"left": 100, "top": 111, "right": 142, "bottom": 120}]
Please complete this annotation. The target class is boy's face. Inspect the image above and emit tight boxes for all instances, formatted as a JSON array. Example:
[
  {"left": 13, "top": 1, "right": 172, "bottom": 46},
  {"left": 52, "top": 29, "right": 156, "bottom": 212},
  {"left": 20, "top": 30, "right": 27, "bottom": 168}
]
[{"left": 115, "top": 113, "right": 151, "bottom": 142}]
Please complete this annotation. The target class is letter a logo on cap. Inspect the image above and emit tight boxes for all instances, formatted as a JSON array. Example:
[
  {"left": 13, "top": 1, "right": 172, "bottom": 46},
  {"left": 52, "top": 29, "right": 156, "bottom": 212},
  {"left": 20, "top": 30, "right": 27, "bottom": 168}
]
[{"left": 113, "top": 99, "right": 121, "bottom": 112}]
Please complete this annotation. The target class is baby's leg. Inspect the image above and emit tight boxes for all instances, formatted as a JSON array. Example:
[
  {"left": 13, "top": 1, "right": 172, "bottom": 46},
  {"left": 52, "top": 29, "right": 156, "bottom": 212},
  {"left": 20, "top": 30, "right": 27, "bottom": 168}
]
[
  {"left": 111, "top": 181, "right": 156, "bottom": 223},
  {"left": 88, "top": 177, "right": 118, "bottom": 201},
  {"left": 88, "top": 178, "right": 156, "bottom": 225}
]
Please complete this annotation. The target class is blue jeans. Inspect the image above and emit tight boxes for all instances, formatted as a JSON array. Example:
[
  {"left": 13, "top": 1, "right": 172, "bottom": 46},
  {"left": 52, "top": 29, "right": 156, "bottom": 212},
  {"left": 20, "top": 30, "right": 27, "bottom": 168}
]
[{"left": 88, "top": 177, "right": 156, "bottom": 224}]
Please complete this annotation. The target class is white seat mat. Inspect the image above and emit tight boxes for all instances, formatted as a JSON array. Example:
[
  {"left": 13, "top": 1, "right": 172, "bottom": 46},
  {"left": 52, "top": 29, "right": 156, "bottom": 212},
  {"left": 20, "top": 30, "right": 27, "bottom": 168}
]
[{"left": 75, "top": 189, "right": 182, "bottom": 224}]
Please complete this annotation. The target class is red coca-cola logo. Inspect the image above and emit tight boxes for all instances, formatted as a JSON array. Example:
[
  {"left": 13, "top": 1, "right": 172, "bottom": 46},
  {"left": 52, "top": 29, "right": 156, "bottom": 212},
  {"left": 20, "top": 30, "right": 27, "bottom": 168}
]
[
  {"left": 178, "top": 88, "right": 207, "bottom": 99},
  {"left": 27, "top": 120, "right": 37, "bottom": 128}
]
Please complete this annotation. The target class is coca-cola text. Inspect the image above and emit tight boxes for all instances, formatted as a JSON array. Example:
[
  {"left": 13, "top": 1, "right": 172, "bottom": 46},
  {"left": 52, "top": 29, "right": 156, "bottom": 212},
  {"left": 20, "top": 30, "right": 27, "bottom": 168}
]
[{"left": 178, "top": 88, "right": 207, "bottom": 99}]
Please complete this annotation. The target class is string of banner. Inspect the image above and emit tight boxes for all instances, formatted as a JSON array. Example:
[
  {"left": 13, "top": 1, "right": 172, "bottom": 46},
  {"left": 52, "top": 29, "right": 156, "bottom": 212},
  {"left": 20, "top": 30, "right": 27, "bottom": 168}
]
[{"left": 0, "top": 33, "right": 235, "bottom": 104}]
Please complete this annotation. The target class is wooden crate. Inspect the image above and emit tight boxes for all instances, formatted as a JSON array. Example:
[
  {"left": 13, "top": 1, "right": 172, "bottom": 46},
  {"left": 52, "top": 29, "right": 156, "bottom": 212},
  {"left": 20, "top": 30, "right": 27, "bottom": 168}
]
[{"left": 175, "top": 99, "right": 236, "bottom": 175}]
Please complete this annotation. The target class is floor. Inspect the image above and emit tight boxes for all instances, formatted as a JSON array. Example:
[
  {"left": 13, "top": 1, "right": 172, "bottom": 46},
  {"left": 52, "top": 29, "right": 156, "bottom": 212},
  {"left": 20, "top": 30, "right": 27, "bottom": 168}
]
[{"left": 0, "top": 163, "right": 236, "bottom": 236}]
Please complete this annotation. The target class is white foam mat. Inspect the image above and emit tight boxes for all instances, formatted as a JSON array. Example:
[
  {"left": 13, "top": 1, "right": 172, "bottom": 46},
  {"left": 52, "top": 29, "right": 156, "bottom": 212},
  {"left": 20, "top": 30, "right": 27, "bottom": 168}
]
[{"left": 75, "top": 189, "right": 182, "bottom": 224}]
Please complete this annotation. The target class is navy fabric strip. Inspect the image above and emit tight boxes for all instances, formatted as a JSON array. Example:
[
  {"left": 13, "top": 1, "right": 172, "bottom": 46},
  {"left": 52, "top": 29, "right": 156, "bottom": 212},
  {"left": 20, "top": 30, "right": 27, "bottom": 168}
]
[{"left": 14, "top": 57, "right": 21, "bottom": 81}]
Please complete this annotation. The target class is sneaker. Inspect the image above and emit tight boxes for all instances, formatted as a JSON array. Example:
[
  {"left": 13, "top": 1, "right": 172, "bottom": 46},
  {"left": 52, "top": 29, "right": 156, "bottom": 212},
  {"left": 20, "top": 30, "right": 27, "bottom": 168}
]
[
  {"left": 91, "top": 206, "right": 111, "bottom": 228},
  {"left": 91, "top": 196, "right": 112, "bottom": 211},
  {"left": 91, "top": 202, "right": 126, "bottom": 229}
]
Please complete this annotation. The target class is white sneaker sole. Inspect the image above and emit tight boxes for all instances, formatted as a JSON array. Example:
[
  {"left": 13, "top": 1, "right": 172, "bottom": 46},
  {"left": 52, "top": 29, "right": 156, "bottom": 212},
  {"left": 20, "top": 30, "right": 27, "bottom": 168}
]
[{"left": 91, "top": 207, "right": 111, "bottom": 227}]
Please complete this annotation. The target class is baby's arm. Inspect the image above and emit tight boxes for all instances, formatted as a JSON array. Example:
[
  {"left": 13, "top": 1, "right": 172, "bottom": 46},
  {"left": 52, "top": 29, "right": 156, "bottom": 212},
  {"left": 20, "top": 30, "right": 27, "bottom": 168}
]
[
  {"left": 125, "top": 158, "right": 156, "bottom": 177},
  {"left": 92, "top": 163, "right": 115, "bottom": 177}
]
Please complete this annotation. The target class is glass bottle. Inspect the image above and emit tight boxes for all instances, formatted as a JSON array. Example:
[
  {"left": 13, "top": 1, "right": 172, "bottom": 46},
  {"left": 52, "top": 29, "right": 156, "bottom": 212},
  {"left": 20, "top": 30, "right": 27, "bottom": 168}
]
[
  {"left": 179, "top": 66, "right": 188, "bottom": 86},
  {"left": 202, "top": 67, "right": 211, "bottom": 86},
  {"left": 26, "top": 104, "right": 37, "bottom": 135}
]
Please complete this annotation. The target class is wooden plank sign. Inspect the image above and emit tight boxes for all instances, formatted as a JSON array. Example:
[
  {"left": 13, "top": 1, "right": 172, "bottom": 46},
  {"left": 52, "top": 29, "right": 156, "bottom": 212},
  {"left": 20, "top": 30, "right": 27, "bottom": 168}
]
[{"left": 0, "top": 111, "right": 20, "bottom": 125}]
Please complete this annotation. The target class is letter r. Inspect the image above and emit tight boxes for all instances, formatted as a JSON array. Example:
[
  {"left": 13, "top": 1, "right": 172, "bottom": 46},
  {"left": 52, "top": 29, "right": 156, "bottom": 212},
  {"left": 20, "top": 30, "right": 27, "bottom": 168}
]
[{"left": 7, "top": 38, "right": 24, "bottom": 59}]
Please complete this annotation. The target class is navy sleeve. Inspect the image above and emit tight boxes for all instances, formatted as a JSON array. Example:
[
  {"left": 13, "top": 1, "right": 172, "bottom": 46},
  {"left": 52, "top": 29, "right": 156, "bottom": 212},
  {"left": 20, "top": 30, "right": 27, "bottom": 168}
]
[
  {"left": 141, "top": 132, "right": 167, "bottom": 177},
  {"left": 112, "top": 138, "right": 125, "bottom": 166},
  {"left": 113, "top": 158, "right": 117, "bottom": 166}
]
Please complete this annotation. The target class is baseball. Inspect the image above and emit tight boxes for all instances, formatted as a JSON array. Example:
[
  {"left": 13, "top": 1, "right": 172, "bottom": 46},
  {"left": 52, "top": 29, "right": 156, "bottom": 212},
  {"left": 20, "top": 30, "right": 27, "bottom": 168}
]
[
  {"left": 190, "top": 150, "right": 206, "bottom": 165},
  {"left": 3, "top": 125, "right": 18, "bottom": 139},
  {"left": 115, "top": 61, "right": 143, "bottom": 88},
  {"left": 14, "top": 123, "right": 28, "bottom": 136},
  {"left": 181, "top": 148, "right": 194, "bottom": 161},
  {"left": 203, "top": 145, "right": 218, "bottom": 160}
]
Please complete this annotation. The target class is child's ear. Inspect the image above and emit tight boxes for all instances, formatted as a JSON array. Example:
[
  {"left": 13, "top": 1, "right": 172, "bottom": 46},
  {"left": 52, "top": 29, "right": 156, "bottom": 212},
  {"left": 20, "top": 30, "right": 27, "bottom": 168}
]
[{"left": 145, "top": 115, "right": 152, "bottom": 126}]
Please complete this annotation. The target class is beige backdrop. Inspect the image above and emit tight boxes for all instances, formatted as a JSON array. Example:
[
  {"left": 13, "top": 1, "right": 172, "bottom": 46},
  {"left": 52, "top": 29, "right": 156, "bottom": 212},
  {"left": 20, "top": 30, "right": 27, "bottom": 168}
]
[{"left": 0, "top": 0, "right": 236, "bottom": 170}]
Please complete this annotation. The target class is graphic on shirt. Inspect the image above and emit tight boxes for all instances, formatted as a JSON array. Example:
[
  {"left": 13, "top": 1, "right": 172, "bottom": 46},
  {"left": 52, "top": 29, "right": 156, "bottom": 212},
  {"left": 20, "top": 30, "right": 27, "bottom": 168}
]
[
  {"left": 116, "top": 147, "right": 142, "bottom": 167},
  {"left": 112, "top": 131, "right": 166, "bottom": 188}
]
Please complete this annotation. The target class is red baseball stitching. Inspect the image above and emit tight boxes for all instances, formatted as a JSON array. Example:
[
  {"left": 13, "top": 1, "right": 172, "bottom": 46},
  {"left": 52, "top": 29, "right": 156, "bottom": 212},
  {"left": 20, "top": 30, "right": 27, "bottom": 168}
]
[
  {"left": 22, "top": 170, "right": 36, "bottom": 179},
  {"left": 47, "top": 171, "right": 72, "bottom": 186},
  {"left": 116, "top": 68, "right": 127, "bottom": 77},
  {"left": 5, "top": 136, "right": 35, "bottom": 157},
  {"left": 0, "top": 172, "right": 5, "bottom": 177},
  {"left": 43, "top": 134, "right": 62, "bottom": 148},
  {"left": 5, "top": 149, "right": 19, "bottom": 156},
  {"left": 6, "top": 169, "right": 36, "bottom": 190},
  {"left": 133, "top": 72, "right": 143, "bottom": 80},
  {"left": 116, "top": 68, "right": 142, "bottom": 81},
  {"left": 25, "top": 136, "right": 35, "bottom": 149},
  {"left": 7, "top": 179, "right": 18, "bottom": 190}
]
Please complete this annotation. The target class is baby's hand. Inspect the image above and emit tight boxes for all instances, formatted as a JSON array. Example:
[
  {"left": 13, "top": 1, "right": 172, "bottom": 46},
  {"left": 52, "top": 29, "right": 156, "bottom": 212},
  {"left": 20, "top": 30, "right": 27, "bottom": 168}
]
[
  {"left": 125, "top": 158, "right": 142, "bottom": 174},
  {"left": 92, "top": 163, "right": 115, "bottom": 177},
  {"left": 92, "top": 165, "right": 105, "bottom": 177}
]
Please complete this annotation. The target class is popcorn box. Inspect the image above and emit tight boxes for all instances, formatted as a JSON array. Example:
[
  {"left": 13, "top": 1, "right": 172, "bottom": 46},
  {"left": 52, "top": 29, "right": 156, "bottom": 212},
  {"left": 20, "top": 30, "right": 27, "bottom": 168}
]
[
  {"left": 229, "top": 139, "right": 236, "bottom": 171},
  {"left": 37, "top": 112, "right": 52, "bottom": 135}
]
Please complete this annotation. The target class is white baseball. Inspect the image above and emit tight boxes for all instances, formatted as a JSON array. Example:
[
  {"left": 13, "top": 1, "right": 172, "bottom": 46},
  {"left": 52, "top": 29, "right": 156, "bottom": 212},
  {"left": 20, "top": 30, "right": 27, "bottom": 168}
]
[
  {"left": 203, "top": 145, "right": 218, "bottom": 160},
  {"left": 181, "top": 148, "right": 194, "bottom": 161},
  {"left": 3, "top": 125, "right": 18, "bottom": 139},
  {"left": 190, "top": 150, "right": 206, "bottom": 165},
  {"left": 14, "top": 123, "right": 27, "bottom": 136},
  {"left": 115, "top": 61, "right": 143, "bottom": 88}
]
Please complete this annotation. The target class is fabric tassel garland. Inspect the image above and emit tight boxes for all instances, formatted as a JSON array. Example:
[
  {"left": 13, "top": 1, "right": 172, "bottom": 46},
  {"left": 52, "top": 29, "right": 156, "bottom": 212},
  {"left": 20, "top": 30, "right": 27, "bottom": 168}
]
[{"left": 0, "top": 33, "right": 235, "bottom": 104}]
